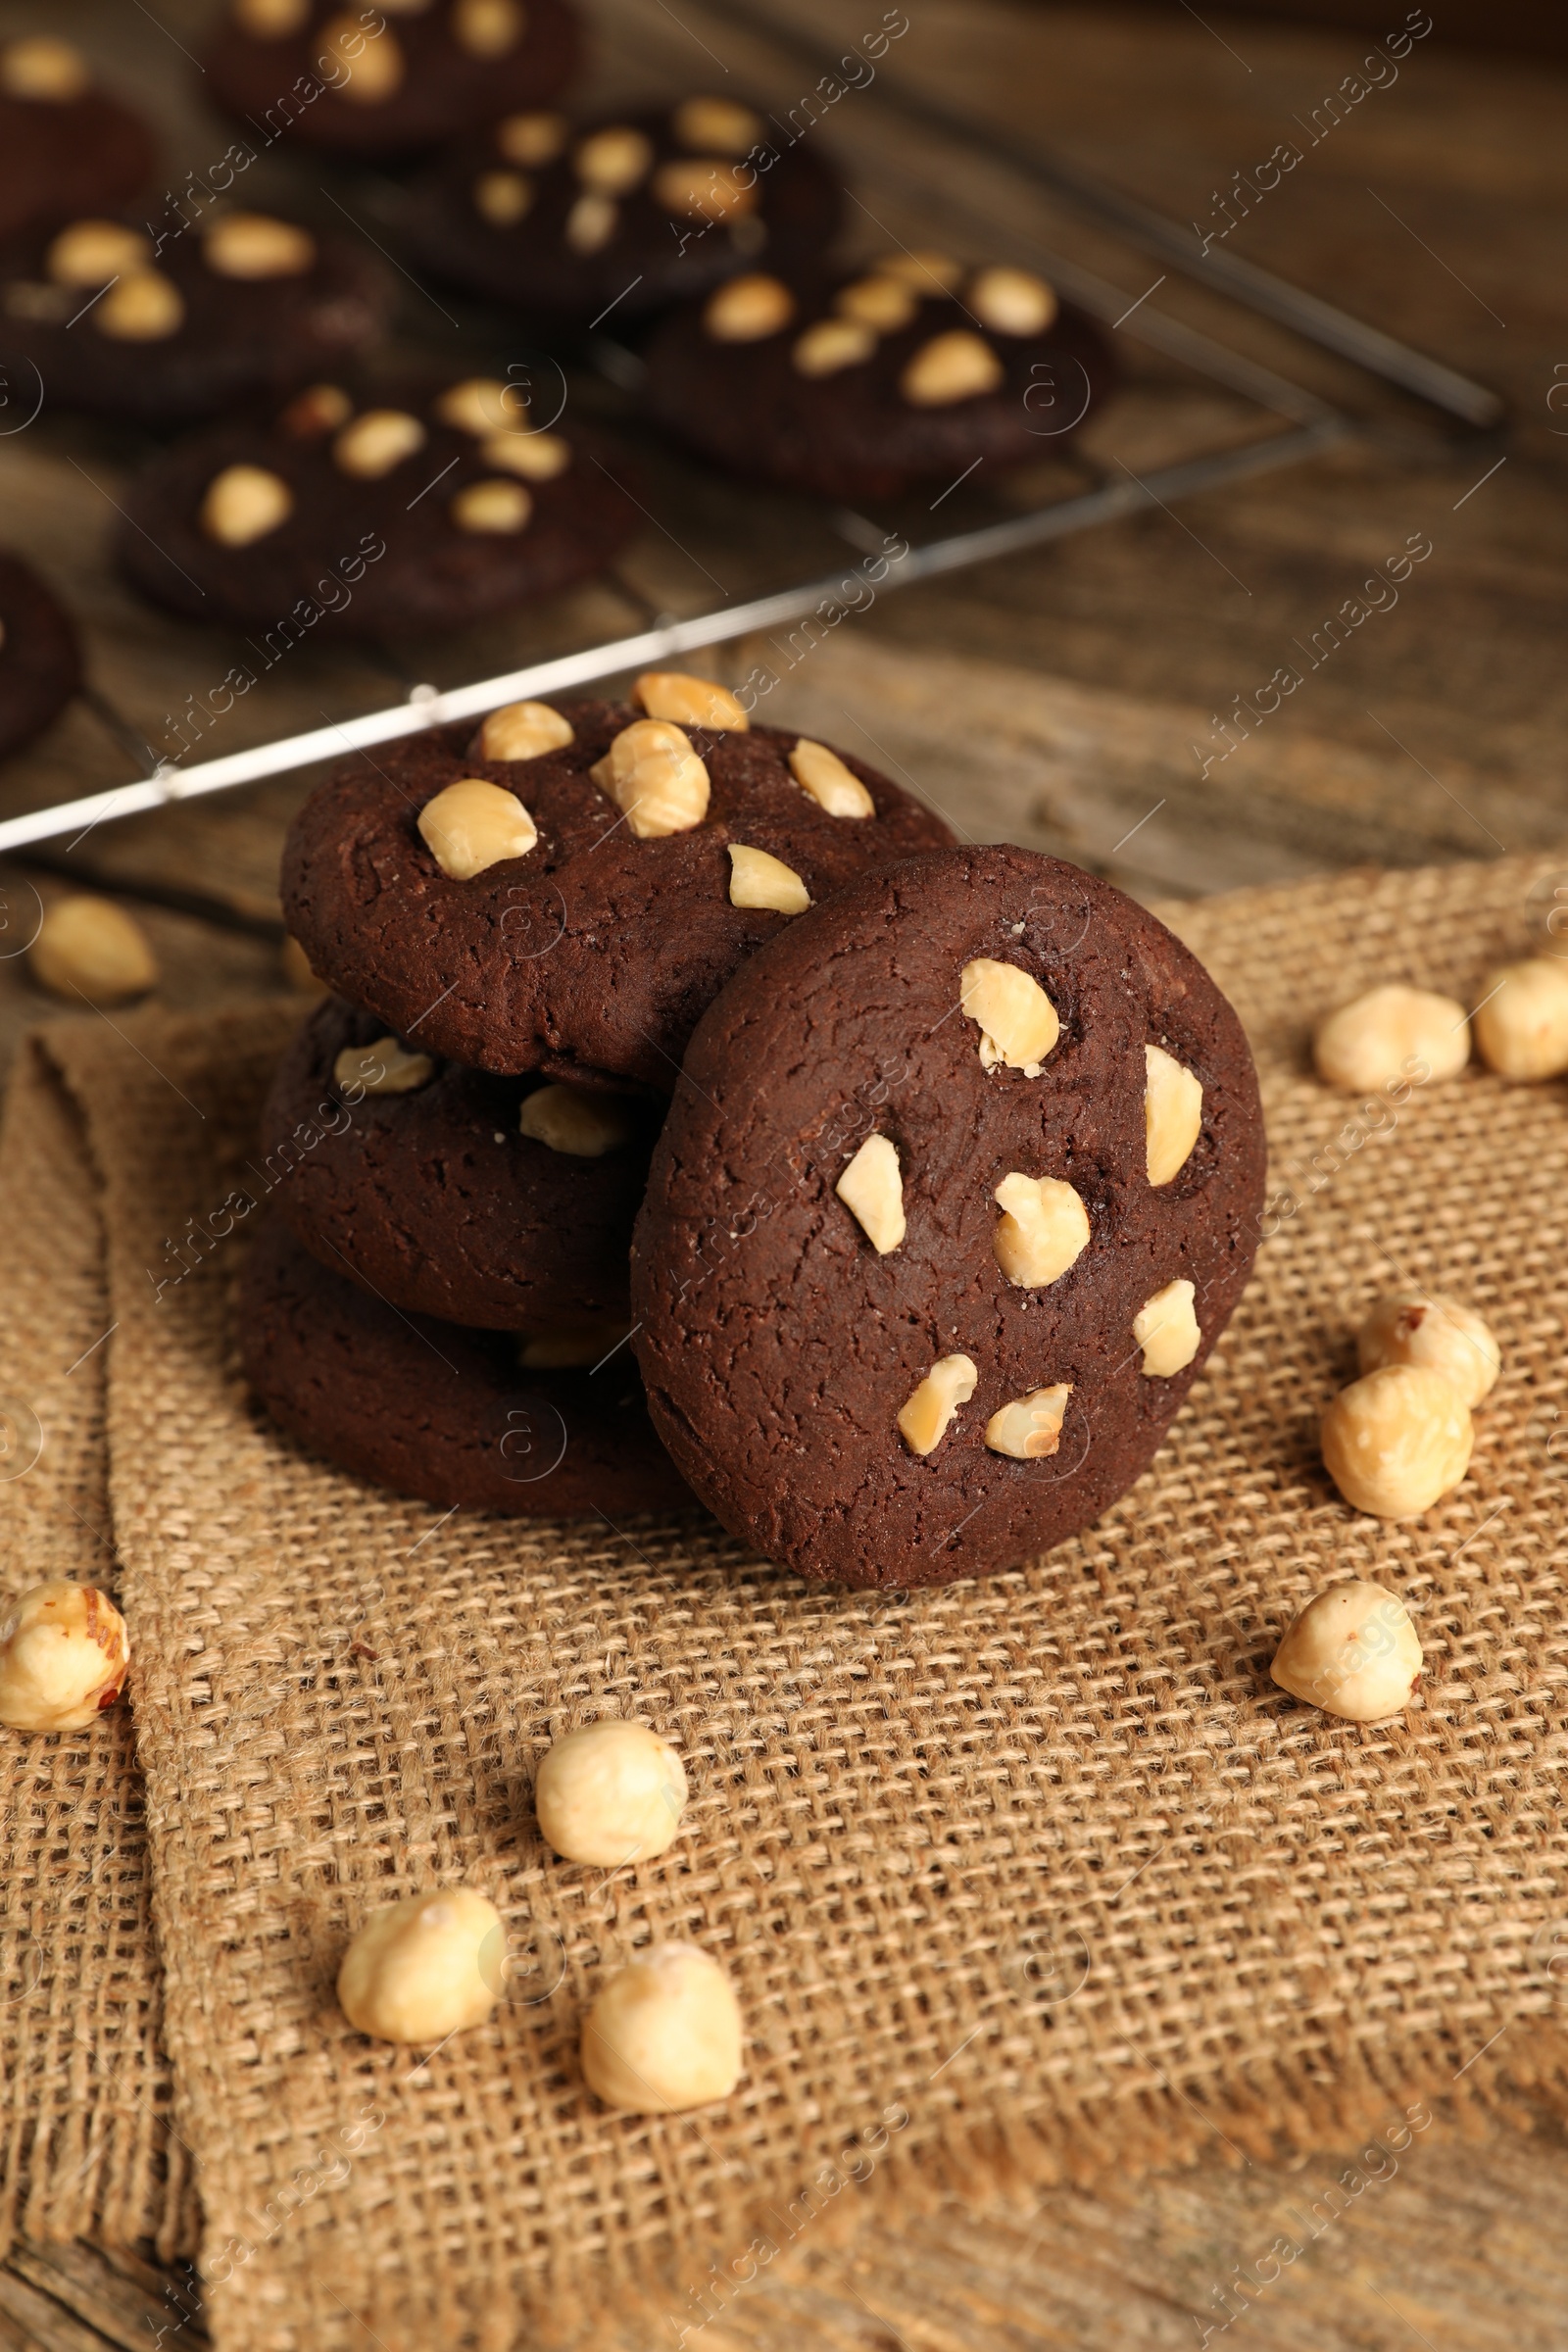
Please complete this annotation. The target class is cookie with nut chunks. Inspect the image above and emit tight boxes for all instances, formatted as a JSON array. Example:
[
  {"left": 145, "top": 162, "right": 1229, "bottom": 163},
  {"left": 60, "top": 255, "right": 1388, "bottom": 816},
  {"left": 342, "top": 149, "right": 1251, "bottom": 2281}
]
[
  {"left": 0, "top": 36, "right": 156, "bottom": 248},
  {"left": 406, "top": 97, "right": 840, "bottom": 329},
  {"left": 631, "top": 843, "right": 1265, "bottom": 1589},
  {"left": 241, "top": 1214, "right": 689, "bottom": 1518},
  {"left": 645, "top": 253, "right": 1115, "bottom": 501},
  {"left": 115, "top": 373, "right": 637, "bottom": 635},
  {"left": 0, "top": 552, "right": 80, "bottom": 761},
  {"left": 0, "top": 211, "right": 389, "bottom": 427},
  {"left": 201, "top": 0, "right": 580, "bottom": 160},
  {"left": 263, "top": 993, "right": 662, "bottom": 1328},
  {"left": 280, "top": 680, "right": 956, "bottom": 1090}
]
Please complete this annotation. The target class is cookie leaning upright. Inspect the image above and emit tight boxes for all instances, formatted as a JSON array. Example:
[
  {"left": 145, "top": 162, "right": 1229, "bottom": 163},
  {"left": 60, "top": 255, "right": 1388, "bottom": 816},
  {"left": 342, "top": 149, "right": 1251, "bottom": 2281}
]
[
  {"left": 280, "top": 677, "right": 955, "bottom": 1088},
  {"left": 631, "top": 845, "right": 1267, "bottom": 1588}
]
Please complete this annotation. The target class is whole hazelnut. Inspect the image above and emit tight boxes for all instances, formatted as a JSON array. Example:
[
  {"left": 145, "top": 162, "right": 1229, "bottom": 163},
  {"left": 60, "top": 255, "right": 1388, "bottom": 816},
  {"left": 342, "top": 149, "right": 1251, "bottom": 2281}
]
[
  {"left": 1270, "top": 1580, "right": 1422, "bottom": 1722},
  {"left": 30, "top": 896, "right": 158, "bottom": 1004},
  {"left": 1356, "top": 1292, "right": 1500, "bottom": 1410},
  {"left": 1320, "top": 1363, "right": 1472, "bottom": 1519},
  {"left": 0, "top": 1582, "right": 129, "bottom": 1732},
  {"left": 534, "top": 1720, "right": 688, "bottom": 1867},
  {"left": 1472, "top": 956, "right": 1568, "bottom": 1081},
  {"left": 580, "top": 1943, "right": 743, "bottom": 2112},
  {"left": 337, "top": 1888, "right": 503, "bottom": 2044},
  {"left": 1312, "top": 983, "right": 1470, "bottom": 1093}
]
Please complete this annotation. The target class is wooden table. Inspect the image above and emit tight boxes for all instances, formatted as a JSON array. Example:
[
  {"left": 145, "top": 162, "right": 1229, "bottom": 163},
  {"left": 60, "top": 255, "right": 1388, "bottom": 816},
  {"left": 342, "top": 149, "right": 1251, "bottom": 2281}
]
[{"left": 1, "top": 0, "right": 1565, "bottom": 2343}]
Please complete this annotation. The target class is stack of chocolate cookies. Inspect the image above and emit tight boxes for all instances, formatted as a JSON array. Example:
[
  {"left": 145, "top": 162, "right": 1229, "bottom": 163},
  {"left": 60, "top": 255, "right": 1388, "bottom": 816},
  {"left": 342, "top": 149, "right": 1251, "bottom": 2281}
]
[
  {"left": 246, "top": 670, "right": 954, "bottom": 1524},
  {"left": 247, "top": 671, "right": 1267, "bottom": 1589}
]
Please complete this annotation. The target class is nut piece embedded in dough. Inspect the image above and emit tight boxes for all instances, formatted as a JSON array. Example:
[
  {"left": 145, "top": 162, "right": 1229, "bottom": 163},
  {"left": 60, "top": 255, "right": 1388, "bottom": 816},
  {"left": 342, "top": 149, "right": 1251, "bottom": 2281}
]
[
  {"left": 671, "top": 95, "right": 764, "bottom": 155},
  {"left": 417, "top": 778, "right": 539, "bottom": 878},
  {"left": 564, "top": 191, "right": 617, "bottom": 254},
  {"left": 518, "top": 1085, "right": 632, "bottom": 1156},
  {"left": 1133, "top": 1279, "right": 1200, "bottom": 1378},
  {"left": 450, "top": 478, "right": 532, "bottom": 533},
  {"left": 474, "top": 169, "right": 532, "bottom": 225},
  {"left": 96, "top": 270, "right": 185, "bottom": 342},
  {"left": 727, "top": 845, "right": 810, "bottom": 914},
  {"left": 476, "top": 700, "right": 574, "bottom": 761},
  {"left": 789, "top": 739, "right": 874, "bottom": 819},
  {"left": 453, "top": 0, "right": 523, "bottom": 56},
  {"left": 960, "top": 958, "right": 1059, "bottom": 1074},
  {"left": 984, "top": 1383, "right": 1072, "bottom": 1460},
  {"left": 581, "top": 1943, "right": 743, "bottom": 2113},
  {"left": 835, "top": 1133, "right": 905, "bottom": 1254},
  {"left": 29, "top": 897, "right": 158, "bottom": 1004},
  {"left": 992, "top": 1173, "right": 1090, "bottom": 1289},
  {"left": 1472, "top": 956, "right": 1568, "bottom": 1081},
  {"left": 879, "top": 249, "right": 963, "bottom": 292},
  {"left": 898, "top": 1353, "right": 978, "bottom": 1456},
  {"left": 325, "top": 13, "right": 405, "bottom": 100},
  {"left": 1270, "top": 1580, "right": 1423, "bottom": 1723},
  {"left": 793, "top": 318, "right": 877, "bottom": 377},
  {"left": 497, "top": 111, "right": 566, "bottom": 166},
  {"left": 1144, "top": 1044, "right": 1202, "bottom": 1186},
  {"left": 591, "top": 721, "right": 710, "bottom": 838},
  {"left": 46, "top": 220, "right": 151, "bottom": 287},
  {"left": 333, "top": 409, "right": 426, "bottom": 478},
  {"left": 1320, "top": 1363, "right": 1473, "bottom": 1519},
  {"left": 902, "top": 329, "right": 1004, "bottom": 407},
  {"left": 574, "top": 124, "right": 654, "bottom": 194},
  {"left": 199, "top": 463, "right": 294, "bottom": 547},
  {"left": 1356, "top": 1293, "right": 1500, "bottom": 1411},
  {"left": 652, "top": 158, "right": 757, "bottom": 222},
  {"left": 334, "top": 1036, "right": 435, "bottom": 1096},
  {"left": 834, "top": 274, "right": 917, "bottom": 331},
  {"left": 482, "top": 429, "right": 569, "bottom": 480},
  {"left": 436, "top": 376, "right": 522, "bottom": 436},
  {"left": 1, "top": 36, "right": 89, "bottom": 100},
  {"left": 534, "top": 1720, "right": 689, "bottom": 1866},
  {"left": 234, "top": 0, "right": 310, "bottom": 34},
  {"left": 337, "top": 1888, "right": 503, "bottom": 2044},
  {"left": 969, "top": 265, "right": 1057, "bottom": 336},
  {"left": 0, "top": 1582, "right": 129, "bottom": 1732},
  {"left": 635, "top": 671, "right": 750, "bottom": 732},
  {"left": 704, "top": 271, "right": 795, "bottom": 342},
  {"left": 203, "top": 212, "right": 317, "bottom": 278},
  {"left": 279, "top": 381, "right": 354, "bottom": 437},
  {"left": 1312, "top": 983, "right": 1470, "bottom": 1093}
]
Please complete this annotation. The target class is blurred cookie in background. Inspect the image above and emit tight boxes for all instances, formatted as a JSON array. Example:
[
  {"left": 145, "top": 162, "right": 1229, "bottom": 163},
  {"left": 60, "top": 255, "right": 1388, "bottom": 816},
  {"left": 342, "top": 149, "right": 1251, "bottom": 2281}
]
[
  {"left": 201, "top": 0, "right": 581, "bottom": 159},
  {"left": 0, "top": 35, "right": 157, "bottom": 246},
  {"left": 115, "top": 372, "right": 639, "bottom": 636},
  {"left": 0, "top": 551, "right": 82, "bottom": 761},
  {"left": 0, "top": 210, "right": 391, "bottom": 427},
  {"left": 645, "top": 255, "right": 1116, "bottom": 501},
  {"left": 405, "top": 97, "right": 840, "bottom": 330}
]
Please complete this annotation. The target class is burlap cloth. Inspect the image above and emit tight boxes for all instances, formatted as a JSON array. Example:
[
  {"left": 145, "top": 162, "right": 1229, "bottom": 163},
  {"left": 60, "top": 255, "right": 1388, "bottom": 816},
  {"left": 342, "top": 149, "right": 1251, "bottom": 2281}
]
[{"left": 10, "top": 849, "right": 1568, "bottom": 2346}]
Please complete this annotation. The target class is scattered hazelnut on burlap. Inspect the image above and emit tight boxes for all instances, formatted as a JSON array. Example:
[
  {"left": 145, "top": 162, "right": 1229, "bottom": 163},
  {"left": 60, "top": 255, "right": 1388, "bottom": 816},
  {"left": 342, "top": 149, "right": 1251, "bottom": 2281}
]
[
  {"left": 1356, "top": 1293, "right": 1500, "bottom": 1411},
  {"left": 580, "top": 1943, "right": 743, "bottom": 2112},
  {"left": 0, "top": 1582, "right": 129, "bottom": 1732},
  {"left": 1321, "top": 1363, "right": 1472, "bottom": 1519},
  {"left": 534, "top": 1720, "right": 688, "bottom": 1867},
  {"left": 1472, "top": 956, "right": 1568, "bottom": 1081},
  {"left": 1270, "top": 1580, "right": 1422, "bottom": 1723},
  {"left": 337, "top": 1888, "right": 504, "bottom": 2044},
  {"left": 1312, "top": 982, "right": 1470, "bottom": 1093}
]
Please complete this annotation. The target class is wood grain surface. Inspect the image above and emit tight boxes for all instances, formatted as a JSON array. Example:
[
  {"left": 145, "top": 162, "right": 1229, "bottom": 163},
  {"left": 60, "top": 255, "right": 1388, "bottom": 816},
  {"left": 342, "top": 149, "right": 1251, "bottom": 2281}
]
[{"left": 0, "top": 0, "right": 1563, "bottom": 2343}]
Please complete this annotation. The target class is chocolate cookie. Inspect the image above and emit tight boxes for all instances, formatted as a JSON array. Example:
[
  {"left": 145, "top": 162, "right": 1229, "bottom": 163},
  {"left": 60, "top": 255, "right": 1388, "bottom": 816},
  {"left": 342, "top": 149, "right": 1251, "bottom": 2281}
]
[
  {"left": 645, "top": 254, "right": 1115, "bottom": 501},
  {"left": 0, "top": 551, "right": 81, "bottom": 761},
  {"left": 262, "top": 993, "right": 662, "bottom": 1326},
  {"left": 280, "top": 679, "right": 956, "bottom": 1089},
  {"left": 406, "top": 98, "right": 840, "bottom": 330},
  {"left": 202, "top": 0, "right": 580, "bottom": 160},
  {"left": 0, "top": 211, "right": 389, "bottom": 427},
  {"left": 631, "top": 844, "right": 1266, "bottom": 1589},
  {"left": 241, "top": 1214, "right": 690, "bottom": 1517},
  {"left": 116, "top": 373, "right": 638, "bottom": 635},
  {"left": 0, "top": 36, "right": 156, "bottom": 247}
]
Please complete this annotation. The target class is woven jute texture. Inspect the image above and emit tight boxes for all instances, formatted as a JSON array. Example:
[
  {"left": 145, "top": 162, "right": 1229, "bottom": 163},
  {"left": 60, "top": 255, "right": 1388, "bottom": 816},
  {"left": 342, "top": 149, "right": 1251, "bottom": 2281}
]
[
  {"left": 38, "top": 851, "right": 1568, "bottom": 2351},
  {"left": 0, "top": 1038, "right": 192, "bottom": 2261}
]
